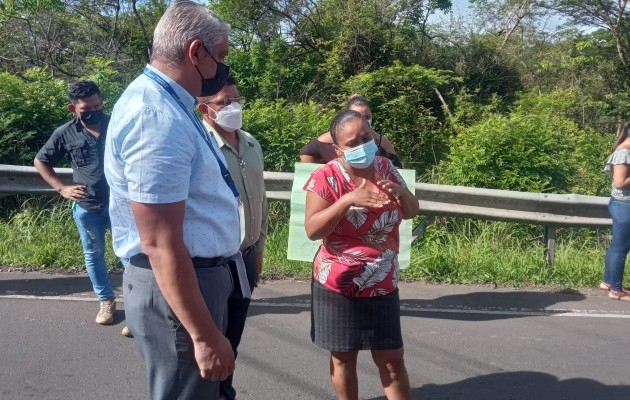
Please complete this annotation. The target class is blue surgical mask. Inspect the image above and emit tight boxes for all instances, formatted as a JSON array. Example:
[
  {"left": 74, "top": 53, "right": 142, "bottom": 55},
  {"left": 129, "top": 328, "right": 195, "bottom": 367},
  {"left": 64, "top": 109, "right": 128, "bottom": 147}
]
[{"left": 343, "top": 139, "right": 378, "bottom": 169}]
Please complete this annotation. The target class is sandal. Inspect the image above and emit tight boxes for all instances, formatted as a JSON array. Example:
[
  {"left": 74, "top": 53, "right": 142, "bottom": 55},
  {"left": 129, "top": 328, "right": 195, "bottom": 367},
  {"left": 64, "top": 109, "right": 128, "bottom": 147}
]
[
  {"left": 609, "top": 290, "right": 630, "bottom": 302},
  {"left": 600, "top": 282, "right": 629, "bottom": 294}
]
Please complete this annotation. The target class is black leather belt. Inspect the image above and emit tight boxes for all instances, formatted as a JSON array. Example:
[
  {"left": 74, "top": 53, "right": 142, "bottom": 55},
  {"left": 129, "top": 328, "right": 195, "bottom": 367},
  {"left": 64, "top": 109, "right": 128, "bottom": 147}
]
[{"left": 129, "top": 253, "right": 230, "bottom": 270}]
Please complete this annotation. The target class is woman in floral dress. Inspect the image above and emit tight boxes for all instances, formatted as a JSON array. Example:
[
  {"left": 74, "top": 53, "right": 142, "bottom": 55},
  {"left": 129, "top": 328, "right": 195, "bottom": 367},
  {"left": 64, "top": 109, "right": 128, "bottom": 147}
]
[{"left": 304, "top": 109, "right": 419, "bottom": 400}]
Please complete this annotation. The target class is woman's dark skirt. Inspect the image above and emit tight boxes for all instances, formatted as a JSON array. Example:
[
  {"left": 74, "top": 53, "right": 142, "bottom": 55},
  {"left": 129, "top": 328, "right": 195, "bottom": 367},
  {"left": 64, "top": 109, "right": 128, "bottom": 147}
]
[{"left": 311, "top": 279, "right": 403, "bottom": 352}]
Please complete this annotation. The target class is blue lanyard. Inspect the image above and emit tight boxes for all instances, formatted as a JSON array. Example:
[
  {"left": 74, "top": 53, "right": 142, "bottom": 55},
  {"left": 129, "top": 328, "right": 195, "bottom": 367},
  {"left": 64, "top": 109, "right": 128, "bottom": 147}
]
[{"left": 142, "top": 67, "right": 240, "bottom": 199}]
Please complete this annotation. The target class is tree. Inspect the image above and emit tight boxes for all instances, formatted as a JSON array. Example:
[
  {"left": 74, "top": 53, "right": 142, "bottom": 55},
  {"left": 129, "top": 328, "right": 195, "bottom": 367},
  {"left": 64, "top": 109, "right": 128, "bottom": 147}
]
[
  {"left": 213, "top": 0, "right": 454, "bottom": 101},
  {"left": 545, "top": 0, "right": 630, "bottom": 67},
  {"left": 227, "top": 38, "right": 323, "bottom": 102},
  {"left": 345, "top": 62, "right": 458, "bottom": 174},
  {"left": 470, "top": 0, "right": 542, "bottom": 47},
  {"left": 0, "top": 0, "right": 165, "bottom": 79}
]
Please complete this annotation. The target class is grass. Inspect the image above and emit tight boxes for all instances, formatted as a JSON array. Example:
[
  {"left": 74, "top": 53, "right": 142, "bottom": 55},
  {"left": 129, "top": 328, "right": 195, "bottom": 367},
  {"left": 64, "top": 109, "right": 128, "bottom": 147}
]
[
  {"left": 404, "top": 219, "right": 620, "bottom": 288},
  {"left": 0, "top": 199, "right": 626, "bottom": 290},
  {"left": 262, "top": 221, "right": 311, "bottom": 280},
  {"left": 0, "top": 197, "right": 120, "bottom": 271}
]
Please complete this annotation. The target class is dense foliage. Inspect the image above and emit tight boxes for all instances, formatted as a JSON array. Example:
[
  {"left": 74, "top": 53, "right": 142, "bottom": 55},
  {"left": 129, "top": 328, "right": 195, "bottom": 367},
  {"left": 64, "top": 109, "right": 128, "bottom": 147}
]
[
  {"left": 1, "top": 0, "right": 627, "bottom": 189},
  {"left": 441, "top": 90, "right": 611, "bottom": 195},
  {"left": 243, "top": 99, "right": 335, "bottom": 171}
]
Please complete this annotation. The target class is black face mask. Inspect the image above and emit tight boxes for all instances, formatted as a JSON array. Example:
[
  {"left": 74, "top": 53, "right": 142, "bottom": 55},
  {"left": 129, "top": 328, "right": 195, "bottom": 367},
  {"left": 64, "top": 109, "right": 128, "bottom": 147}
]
[
  {"left": 80, "top": 109, "right": 104, "bottom": 125},
  {"left": 195, "top": 47, "right": 230, "bottom": 97}
]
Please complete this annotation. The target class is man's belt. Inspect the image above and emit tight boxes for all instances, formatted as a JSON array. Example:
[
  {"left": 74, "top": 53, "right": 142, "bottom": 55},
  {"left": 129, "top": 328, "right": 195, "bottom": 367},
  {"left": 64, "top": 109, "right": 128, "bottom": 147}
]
[
  {"left": 129, "top": 253, "right": 230, "bottom": 269},
  {"left": 128, "top": 252, "right": 251, "bottom": 299}
]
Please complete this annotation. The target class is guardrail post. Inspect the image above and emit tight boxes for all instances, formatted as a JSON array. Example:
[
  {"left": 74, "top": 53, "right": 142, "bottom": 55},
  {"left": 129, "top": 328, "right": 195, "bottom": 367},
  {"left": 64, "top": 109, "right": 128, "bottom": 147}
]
[
  {"left": 544, "top": 225, "right": 557, "bottom": 265},
  {"left": 412, "top": 216, "right": 435, "bottom": 242}
]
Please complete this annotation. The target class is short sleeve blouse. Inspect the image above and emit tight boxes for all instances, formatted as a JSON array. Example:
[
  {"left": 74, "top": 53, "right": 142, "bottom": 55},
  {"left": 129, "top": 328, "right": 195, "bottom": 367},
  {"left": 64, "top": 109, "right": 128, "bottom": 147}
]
[
  {"left": 303, "top": 156, "right": 406, "bottom": 298},
  {"left": 604, "top": 149, "right": 630, "bottom": 199}
]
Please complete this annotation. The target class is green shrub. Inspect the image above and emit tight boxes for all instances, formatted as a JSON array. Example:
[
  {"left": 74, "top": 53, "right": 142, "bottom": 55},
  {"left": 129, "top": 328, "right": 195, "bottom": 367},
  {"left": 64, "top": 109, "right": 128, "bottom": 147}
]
[
  {"left": 244, "top": 99, "right": 335, "bottom": 172},
  {"left": 0, "top": 61, "right": 125, "bottom": 165},
  {"left": 440, "top": 112, "right": 575, "bottom": 192},
  {"left": 344, "top": 63, "right": 458, "bottom": 174},
  {"left": 0, "top": 70, "right": 68, "bottom": 165},
  {"left": 441, "top": 90, "right": 611, "bottom": 194},
  {"left": 227, "top": 38, "right": 323, "bottom": 103}
]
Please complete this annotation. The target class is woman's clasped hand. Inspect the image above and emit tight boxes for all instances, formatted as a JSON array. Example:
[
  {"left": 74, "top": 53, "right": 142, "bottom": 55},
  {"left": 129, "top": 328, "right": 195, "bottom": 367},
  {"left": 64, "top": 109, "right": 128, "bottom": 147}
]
[{"left": 342, "top": 179, "right": 391, "bottom": 208}]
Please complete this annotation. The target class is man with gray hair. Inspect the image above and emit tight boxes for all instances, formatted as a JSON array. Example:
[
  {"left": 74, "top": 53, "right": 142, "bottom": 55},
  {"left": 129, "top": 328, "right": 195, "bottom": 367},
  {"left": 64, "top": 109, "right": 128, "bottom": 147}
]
[{"left": 104, "top": 2, "right": 248, "bottom": 399}]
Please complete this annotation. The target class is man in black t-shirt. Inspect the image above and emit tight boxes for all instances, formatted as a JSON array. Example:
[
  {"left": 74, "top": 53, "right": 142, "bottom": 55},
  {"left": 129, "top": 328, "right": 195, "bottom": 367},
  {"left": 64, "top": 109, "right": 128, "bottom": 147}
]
[{"left": 34, "top": 81, "right": 118, "bottom": 327}]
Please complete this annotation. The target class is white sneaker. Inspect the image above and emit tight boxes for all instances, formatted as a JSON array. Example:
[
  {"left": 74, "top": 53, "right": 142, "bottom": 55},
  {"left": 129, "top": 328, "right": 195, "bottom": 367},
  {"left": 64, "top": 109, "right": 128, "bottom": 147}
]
[{"left": 121, "top": 325, "right": 133, "bottom": 338}]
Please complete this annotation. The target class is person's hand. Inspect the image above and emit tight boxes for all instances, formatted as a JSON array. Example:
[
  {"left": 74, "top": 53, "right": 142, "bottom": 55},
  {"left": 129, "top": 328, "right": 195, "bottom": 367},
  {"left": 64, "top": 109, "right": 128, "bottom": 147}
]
[
  {"left": 193, "top": 333, "right": 235, "bottom": 381},
  {"left": 58, "top": 184, "right": 87, "bottom": 201},
  {"left": 376, "top": 180, "right": 404, "bottom": 200},
  {"left": 344, "top": 179, "right": 391, "bottom": 208}
]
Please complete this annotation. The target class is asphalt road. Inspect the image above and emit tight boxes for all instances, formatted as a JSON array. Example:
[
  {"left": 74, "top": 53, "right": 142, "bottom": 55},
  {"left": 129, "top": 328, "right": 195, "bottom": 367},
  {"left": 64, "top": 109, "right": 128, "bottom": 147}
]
[{"left": 1, "top": 271, "right": 629, "bottom": 400}]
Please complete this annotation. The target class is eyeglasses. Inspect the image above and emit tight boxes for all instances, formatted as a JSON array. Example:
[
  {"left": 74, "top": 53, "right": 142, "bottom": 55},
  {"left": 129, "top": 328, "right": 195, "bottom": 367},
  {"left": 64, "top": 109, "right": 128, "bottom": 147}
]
[{"left": 204, "top": 97, "right": 244, "bottom": 107}]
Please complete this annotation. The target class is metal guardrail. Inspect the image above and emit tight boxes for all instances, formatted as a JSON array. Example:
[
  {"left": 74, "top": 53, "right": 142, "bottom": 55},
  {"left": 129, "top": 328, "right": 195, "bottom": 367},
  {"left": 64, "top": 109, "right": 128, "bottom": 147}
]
[
  {"left": 0, "top": 164, "right": 296, "bottom": 199},
  {"left": 413, "top": 182, "right": 611, "bottom": 228},
  {"left": 0, "top": 164, "right": 612, "bottom": 263}
]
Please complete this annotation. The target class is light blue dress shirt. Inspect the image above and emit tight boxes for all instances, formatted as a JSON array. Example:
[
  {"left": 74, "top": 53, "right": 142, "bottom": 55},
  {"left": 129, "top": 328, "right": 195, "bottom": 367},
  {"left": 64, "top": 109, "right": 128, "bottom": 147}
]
[{"left": 104, "top": 65, "right": 240, "bottom": 259}]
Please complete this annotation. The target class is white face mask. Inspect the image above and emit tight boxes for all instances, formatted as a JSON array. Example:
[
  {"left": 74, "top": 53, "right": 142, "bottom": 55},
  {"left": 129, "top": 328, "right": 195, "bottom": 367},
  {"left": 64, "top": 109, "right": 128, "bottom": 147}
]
[{"left": 213, "top": 102, "right": 243, "bottom": 132}]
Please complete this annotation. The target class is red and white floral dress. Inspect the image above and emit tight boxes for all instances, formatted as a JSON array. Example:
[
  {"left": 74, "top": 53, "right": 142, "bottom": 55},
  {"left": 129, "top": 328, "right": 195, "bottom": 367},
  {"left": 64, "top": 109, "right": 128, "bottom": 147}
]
[{"left": 304, "top": 156, "right": 405, "bottom": 298}]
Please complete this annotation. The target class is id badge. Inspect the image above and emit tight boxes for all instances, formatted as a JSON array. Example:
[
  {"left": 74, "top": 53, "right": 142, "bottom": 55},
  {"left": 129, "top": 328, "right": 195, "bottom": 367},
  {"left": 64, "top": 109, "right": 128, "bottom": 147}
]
[{"left": 238, "top": 199, "right": 246, "bottom": 246}]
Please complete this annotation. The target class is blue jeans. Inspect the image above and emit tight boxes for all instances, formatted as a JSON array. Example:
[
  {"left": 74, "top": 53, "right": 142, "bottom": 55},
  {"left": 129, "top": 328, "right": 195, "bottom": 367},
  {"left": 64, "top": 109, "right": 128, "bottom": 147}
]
[
  {"left": 604, "top": 197, "right": 630, "bottom": 292},
  {"left": 72, "top": 203, "right": 115, "bottom": 301}
]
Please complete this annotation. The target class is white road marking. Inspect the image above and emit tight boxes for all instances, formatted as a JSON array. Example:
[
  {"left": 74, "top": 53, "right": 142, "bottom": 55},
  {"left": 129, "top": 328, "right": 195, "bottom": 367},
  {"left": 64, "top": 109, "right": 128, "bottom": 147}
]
[{"left": 1, "top": 295, "right": 100, "bottom": 302}]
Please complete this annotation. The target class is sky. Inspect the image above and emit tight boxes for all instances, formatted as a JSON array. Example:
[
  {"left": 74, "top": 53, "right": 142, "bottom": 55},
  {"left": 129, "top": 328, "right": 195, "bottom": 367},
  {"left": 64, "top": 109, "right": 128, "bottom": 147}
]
[
  {"left": 451, "top": 0, "right": 472, "bottom": 16},
  {"left": 430, "top": 0, "right": 575, "bottom": 33}
]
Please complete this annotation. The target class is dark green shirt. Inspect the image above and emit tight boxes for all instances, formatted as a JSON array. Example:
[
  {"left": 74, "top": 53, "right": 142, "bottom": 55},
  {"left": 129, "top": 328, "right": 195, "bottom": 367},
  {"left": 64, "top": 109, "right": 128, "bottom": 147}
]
[{"left": 36, "top": 116, "right": 110, "bottom": 212}]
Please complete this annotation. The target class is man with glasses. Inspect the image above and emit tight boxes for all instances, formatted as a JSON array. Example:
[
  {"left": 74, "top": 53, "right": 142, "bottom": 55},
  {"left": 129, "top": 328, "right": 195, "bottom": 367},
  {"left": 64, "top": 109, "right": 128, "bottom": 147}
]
[
  {"left": 198, "top": 75, "right": 268, "bottom": 400},
  {"left": 104, "top": 2, "right": 244, "bottom": 399},
  {"left": 34, "top": 80, "right": 118, "bottom": 326}
]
